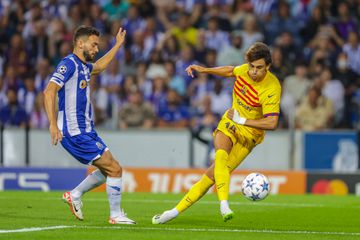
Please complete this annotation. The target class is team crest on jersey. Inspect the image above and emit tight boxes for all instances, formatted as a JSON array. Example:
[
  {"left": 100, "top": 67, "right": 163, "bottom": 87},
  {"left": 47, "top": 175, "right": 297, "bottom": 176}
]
[
  {"left": 57, "top": 65, "right": 67, "bottom": 74},
  {"left": 79, "top": 80, "right": 87, "bottom": 89},
  {"left": 96, "top": 142, "right": 104, "bottom": 150},
  {"left": 240, "top": 85, "right": 248, "bottom": 95}
]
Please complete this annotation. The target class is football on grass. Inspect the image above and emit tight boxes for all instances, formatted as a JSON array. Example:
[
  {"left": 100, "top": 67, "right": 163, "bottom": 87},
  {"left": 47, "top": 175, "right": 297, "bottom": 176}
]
[{"left": 242, "top": 173, "right": 270, "bottom": 201}]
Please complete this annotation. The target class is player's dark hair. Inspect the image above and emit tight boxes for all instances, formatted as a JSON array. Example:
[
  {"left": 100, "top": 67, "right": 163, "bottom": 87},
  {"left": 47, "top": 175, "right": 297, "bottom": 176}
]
[
  {"left": 246, "top": 42, "right": 272, "bottom": 65},
  {"left": 73, "top": 25, "right": 100, "bottom": 45}
]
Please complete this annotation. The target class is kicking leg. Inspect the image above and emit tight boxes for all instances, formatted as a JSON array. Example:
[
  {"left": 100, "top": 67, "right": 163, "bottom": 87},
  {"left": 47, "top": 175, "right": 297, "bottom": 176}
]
[
  {"left": 153, "top": 140, "right": 252, "bottom": 224},
  {"left": 152, "top": 171, "right": 214, "bottom": 224}
]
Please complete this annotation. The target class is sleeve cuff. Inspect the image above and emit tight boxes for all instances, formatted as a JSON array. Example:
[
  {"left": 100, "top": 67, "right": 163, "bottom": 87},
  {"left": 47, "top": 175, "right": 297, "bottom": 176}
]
[{"left": 263, "top": 113, "right": 279, "bottom": 117}]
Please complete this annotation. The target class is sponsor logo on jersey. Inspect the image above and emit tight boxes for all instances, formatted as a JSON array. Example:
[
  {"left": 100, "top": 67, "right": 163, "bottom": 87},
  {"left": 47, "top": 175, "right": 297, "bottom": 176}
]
[
  {"left": 79, "top": 80, "right": 87, "bottom": 89},
  {"left": 236, "top": 98, "right": 253, "bottom": 112}
]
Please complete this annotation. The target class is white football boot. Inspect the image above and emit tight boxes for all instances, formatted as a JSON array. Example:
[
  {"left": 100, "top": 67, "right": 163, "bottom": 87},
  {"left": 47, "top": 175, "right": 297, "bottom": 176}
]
[
  {"left": 62, "top": 191, "right": 84, "bottom": 220},
  {"left": 152, "top": 209, "right": 178, "bottom": 224},
  {"left": 109, "top": 209, "right": 136, "bottom": 225}
]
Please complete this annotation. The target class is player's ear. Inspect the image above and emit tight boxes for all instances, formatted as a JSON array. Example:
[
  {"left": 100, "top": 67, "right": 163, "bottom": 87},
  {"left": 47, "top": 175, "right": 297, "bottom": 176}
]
[
  {"left": 78, "top": 39, "right": 84, "bottom": 49},
  {"left": 266, "top": 63, "right": 271, "bottom": 71}
]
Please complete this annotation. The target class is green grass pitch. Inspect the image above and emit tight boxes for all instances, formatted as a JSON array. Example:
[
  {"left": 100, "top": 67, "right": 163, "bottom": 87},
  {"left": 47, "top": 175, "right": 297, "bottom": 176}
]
[{"left": 0, "top": 191, "right": 359, "bottom": 240}]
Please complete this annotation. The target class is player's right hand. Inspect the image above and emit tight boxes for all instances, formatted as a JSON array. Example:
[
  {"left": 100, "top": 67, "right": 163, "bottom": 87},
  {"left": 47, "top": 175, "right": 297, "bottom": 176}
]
[
  {"left": 185, "top": 65, "right": 203, "bottom": 78},
  {"left": 49, "top": 124, "right": 63, "bottom": 145}
]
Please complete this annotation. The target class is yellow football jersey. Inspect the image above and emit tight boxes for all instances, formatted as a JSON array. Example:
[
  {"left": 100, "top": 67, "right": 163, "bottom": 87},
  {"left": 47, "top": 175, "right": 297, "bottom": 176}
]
[{"left": 231, "top": 63, "right": 281, "bottom": 141}]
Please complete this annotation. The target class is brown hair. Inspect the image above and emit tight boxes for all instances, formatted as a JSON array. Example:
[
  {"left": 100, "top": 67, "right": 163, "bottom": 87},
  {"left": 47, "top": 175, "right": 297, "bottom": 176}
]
[
  {"left": 73, "top": 25, "right": 100, "bottom": 45},
  {"left": 245, "top": 42, "right": 272, "bottom": 65}
]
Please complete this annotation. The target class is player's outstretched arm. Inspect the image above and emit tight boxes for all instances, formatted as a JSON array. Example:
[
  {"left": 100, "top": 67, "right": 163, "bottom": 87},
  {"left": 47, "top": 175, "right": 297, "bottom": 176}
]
[
  {"left": 227, "top": 108, "right": 278, "bottom": 130},
  {"left": 92, "top": 28, "right": 126, "bottom": 75},
  {"left": 43, "top": 82, "right": 63, "bottom": 145},
  {"left": 185, "top": 65, "right": 235, "bottom": 78}
]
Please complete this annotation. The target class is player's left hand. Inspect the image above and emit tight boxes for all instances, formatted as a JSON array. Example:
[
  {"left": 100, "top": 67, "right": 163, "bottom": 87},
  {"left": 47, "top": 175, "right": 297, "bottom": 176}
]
[
  {"left": 227, "top": 108, "right": 235, "bottom": 119},
  {"left": 115, "top": 28, "right": 126, "bottom": 46},
  {"left": 227, "top": 108, "right": 246, "bottom": 125}
]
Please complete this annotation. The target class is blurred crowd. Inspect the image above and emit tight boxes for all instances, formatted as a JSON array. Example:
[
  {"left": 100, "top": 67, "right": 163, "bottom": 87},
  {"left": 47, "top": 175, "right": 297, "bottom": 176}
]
[{"left": 0, "top": 0, "right": 360, "bottom": 132}]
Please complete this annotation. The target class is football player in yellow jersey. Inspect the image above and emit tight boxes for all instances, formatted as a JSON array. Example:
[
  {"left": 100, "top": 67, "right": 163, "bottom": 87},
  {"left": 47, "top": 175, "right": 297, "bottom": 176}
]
[{"left": 152, "top": 42, "right": 281, "bottom": 224}]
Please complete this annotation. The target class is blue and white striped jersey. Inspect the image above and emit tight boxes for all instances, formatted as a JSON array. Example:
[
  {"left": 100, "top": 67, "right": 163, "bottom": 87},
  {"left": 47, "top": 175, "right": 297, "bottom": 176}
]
[{"left": 49, "top": 54, "right": 94, "bottom": 137}]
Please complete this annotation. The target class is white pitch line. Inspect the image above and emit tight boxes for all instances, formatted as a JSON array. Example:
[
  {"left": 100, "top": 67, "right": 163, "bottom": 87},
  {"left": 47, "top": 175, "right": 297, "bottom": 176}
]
[
  {"left": 80, "top": 226, "right": 360, "bottom": 236},
  {"left": 1, "top": 225, "right": 360, "bottom": 237},
  {"left": 0, "top": 226, "right": 71, "bottom": 233}
]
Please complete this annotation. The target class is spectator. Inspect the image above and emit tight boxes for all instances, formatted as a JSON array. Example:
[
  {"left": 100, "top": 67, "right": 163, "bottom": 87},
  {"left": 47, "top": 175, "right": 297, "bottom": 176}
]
[
  {"left": 250, "top": 0, "right": 276, "bottom": 20},
  {"left": 143, "top": 17, "right": 164, "bottom": 60},
  {"left": 332, "top": 2, "right": 358, "bottom": 41},
  {"left": 208, "top": 79, "right": 232, "bottom": 116},
  {"left": 122, "top": 5, "right": 146, "bottom": 42},
  {"left": 27, "top": 19, "right": 49, "bottom": 65},
  {"left": 317, "top": 68, "right": 345, "bottom": 126},
  {"left": 175, "top": 0, "right": 203, "bottom": 26},
  {"left": 295, "top": 86, "right": 333, "bottom": 131},
  {"left": 29, "top": 93, "right": 48, "bottom": 129},
  {"left": 202, "top": 3, "right": 232, "bottom": 32},
  {"left": 270, "top": 46, "right": 293, "bottom": 83},
  {"left": 264, "top": 1, "right": 300, "bottom": 45},
  {"left": 191, "top": 95, "right": 219, "bottom": 129},
  {"left": 282, "top": 62, "right": 312, "bottom": 105},
  {"left": 119, "top": 74, "right": 138, "bottom": 106},
  {"left": 189, "top": 72, "right": 212, "bottom": 109},
  {"left": 300, "top": 6, "right": 329, "bottom": 45},
  {"left": 239, "top": 14, "right": 264, "bottom": 50},
  {"left": 136, "top": 61, "right": 153, "bottom": 99},
  {"left": 342, "top": 31, "right": 360, "bottom": 76},
  {"left": 165, "top": 60, "right": 186, "bottom": 96},
  {"left": 118, "top": 89, "right": 155, "bottom": 129},
  {"left": 147, "top": 74, "right": 168, "bottom": 112},
  {"left": 156, "top": 31, "right": 180, "bottom": 61},
  {"left": 102, "top": 0, "right": 129, "bottom": 21},
  {"left": 0, "top": 77, "right": 7, "bottom": 108},
  {"left": 99, "top": 59, "right": 124, "bottom": 105},
  {"left": 0, "top": 88, "right": 28, "bottom": 128},
  {"left": 204, "top": 16, "right": 230, "bottom": 51},
  {"left": 90, "top": 76, "right": 109, "bottom": 126},
  {"left": 129, "top": 30, "right": 147, "bottom": 63},
  {"left": 176, "top": 43, "right": 197, "bottom": 87},
  {"left": 89, "top": 3, "right": 107, "bottom": 33},
  {"left": 333, "top": 52, "right": 360, "bottom": 128},
  {"left": 157, "top": 89, "right": 190, "bottom": 128},
  {"left": 170, "top": 13, "right": 198, "bottom": 49},
  {"left": 217, "top": 30, "right": 245, "bottom": 66},
  {"left": 275, "top": 31, "right": 300, "bottom": 64},
  {"left": 18, "top": 75, "right": 37, "bottom": 114},
  {"left": 5, "top": 33, "right": 29, "bottom": 76},
  {"left": 35, "top": 58, "right": 51, "bottom": 92}
]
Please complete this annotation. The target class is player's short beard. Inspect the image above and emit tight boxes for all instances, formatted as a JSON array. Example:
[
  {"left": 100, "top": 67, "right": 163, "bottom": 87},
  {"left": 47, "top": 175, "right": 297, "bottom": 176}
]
[{"left": 83, "top": 50, "right": 95, "bottom": 62}]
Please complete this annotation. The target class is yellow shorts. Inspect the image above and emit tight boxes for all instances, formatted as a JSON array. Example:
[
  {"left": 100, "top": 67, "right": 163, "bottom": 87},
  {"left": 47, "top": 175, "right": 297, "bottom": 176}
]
[{"left": 213, "top": 114, "right": 263, "bottom": 171}]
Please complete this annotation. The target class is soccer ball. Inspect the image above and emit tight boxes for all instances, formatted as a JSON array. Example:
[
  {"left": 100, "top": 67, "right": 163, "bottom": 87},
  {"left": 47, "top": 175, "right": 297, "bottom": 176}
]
[{"left": 241, "top": 173, "right": 270, "bottom": 201}]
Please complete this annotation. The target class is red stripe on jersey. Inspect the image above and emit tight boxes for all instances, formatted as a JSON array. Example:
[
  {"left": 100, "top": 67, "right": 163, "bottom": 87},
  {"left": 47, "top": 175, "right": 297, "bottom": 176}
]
[
  {"left": 234, "top": 80, "right": 259, "bottom": 102},
  {"left": 234, "top": 82, "right": 260, "bottom": 106},
  {"left": 238, "top": 76, "right": 259, "bottom": 96},
  {"left": 234, "top": 88, "right": 261, "bottom": 107}
]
